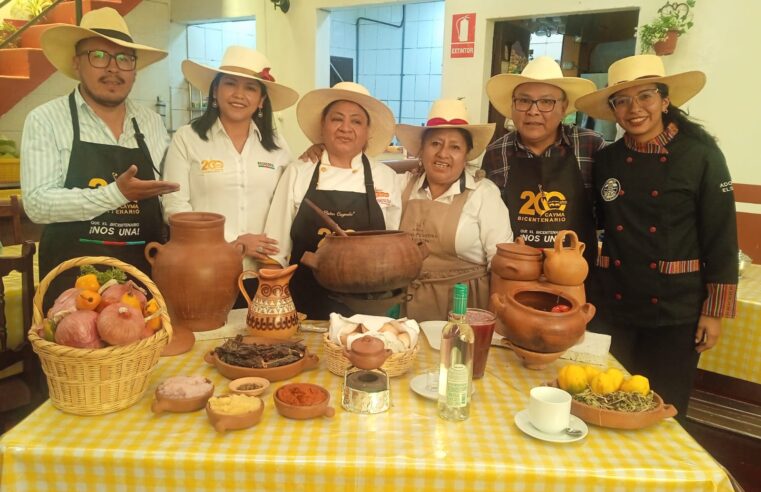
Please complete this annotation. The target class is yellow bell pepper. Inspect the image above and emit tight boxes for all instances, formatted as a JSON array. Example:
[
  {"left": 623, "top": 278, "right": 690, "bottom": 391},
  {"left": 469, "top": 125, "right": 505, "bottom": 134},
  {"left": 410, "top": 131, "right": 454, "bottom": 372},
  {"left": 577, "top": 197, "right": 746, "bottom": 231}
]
[
  {"left": 583, "top": 365, "right": 601, "bottom": 381},
  {"left": 557, "top": 364, "right": 588, "bottom": 394},
  {"left": 620, "top": 375, "right": 650, "bottom": 396},
  {"left": 605, "top": 368, "right": 624, "bottom": 391},
  {"left": 590, "top": 373, "right": 619, "bottom": 395}
]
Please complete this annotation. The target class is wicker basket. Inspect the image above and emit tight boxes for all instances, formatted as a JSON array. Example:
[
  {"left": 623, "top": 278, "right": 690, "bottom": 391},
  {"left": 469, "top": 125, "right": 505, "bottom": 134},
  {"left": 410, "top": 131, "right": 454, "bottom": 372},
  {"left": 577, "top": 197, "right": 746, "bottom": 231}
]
[
  {"left": 28, "top": 256, "right": 173, "bottom": 415},
  {"left": 323, "top": 333, "right": 418, "bottom": 377}
]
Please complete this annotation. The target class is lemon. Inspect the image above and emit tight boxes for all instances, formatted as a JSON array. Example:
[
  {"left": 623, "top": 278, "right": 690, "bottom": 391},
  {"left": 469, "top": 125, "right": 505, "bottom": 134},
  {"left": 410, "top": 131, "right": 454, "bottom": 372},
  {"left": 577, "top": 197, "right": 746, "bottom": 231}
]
[
  {"left": 583, "top": 365, "right": 602, "bottom": 381},
  {"left": 620, "top": 375, "right": 650, "bottom": 395},
  {"left": 558, "top": 364, "right": 588, "bottom": 394},
  {"left": 605, "top": 368, "right": 624, "bottom": 391},
  {"left": 590, "top": 373, "right": 619, "bottom": 395}
]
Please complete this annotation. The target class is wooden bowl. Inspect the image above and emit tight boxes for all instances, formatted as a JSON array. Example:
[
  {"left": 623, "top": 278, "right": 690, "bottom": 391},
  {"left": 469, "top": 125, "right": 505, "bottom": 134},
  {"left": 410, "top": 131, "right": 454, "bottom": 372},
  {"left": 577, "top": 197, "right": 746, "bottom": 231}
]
[
  {"left": 205, "top": 394, "right": 264, "bottom": 432},
  {"left": 228, "top": 377, "right": 270, "bottom": 397},
  {"left": 273, "top": 383, "right": 335, "bottom": 420},
  {"left": 204, "top": 336, "right": 319, "bottom": 381},
  {"left": 151, "top": 377, "right": 214, "bottom": 414}
]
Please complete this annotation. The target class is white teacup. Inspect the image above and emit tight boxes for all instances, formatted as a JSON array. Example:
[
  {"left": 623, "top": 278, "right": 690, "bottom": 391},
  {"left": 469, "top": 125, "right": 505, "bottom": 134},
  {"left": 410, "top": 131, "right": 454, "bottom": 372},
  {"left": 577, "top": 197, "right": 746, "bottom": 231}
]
[{"left": 528, "top": 386, "right": 572, "bottom": 434}]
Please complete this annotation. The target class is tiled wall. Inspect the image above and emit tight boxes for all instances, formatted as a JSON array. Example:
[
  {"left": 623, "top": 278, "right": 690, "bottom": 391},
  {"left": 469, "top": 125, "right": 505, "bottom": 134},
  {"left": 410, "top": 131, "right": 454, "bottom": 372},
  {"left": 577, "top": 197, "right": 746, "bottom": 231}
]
[
  {"left": 330, "top": 1, "right": 444, "bottom": 128},
  {"left": 167, "top": 20, "right": 256, "bottom": 131}
]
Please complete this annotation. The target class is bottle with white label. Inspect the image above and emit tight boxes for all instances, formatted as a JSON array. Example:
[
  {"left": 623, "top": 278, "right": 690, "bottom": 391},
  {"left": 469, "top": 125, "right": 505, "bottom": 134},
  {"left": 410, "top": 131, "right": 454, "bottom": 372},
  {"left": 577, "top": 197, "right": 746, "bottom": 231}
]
[{"left": 437, "top": 283, "right": 474, "bottom": 421}]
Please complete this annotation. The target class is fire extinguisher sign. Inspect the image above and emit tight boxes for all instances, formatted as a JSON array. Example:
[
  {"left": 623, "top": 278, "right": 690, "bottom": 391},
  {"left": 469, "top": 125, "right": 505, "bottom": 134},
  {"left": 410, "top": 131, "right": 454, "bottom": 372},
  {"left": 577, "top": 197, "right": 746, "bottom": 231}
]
[{"left": 451, "top": 13, "right": 475, "bottom": 58}]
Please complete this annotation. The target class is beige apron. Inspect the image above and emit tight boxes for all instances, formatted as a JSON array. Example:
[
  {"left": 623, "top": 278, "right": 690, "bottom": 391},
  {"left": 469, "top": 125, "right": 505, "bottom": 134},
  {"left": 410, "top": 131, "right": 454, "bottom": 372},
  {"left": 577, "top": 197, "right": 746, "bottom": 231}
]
[{"left": 401, "top": 177, "right": 489, "bottom": 322}]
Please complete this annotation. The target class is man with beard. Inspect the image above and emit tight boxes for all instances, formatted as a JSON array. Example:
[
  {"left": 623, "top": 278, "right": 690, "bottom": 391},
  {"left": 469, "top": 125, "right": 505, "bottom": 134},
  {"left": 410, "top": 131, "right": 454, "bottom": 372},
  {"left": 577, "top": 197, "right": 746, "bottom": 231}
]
[{"left": 20, "top": 8, "right": 179, "bottom": 306}]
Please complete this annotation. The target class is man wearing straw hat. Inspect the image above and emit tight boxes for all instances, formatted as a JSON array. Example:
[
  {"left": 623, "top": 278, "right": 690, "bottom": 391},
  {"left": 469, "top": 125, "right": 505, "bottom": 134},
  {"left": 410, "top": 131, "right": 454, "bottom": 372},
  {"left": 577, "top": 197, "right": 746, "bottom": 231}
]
[
  {"left": 482, "top": 56, "right": 604, "bottom": 268},
  {"left": 20, "top": 7, "right": 179, "bottom": 306}
]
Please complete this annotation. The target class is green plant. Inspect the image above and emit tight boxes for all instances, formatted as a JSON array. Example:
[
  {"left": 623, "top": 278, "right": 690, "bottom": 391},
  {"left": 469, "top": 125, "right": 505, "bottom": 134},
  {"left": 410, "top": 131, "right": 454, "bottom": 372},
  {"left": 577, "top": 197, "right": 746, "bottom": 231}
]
[
  {"left": 0, "top": 21, "right": 20, "bottom": 49},
  {"left": 10, "top": 0, "right": 54, "bottom": 20},
  {"left": 637, "top": 0, "right": 696, "bottom": 53}
]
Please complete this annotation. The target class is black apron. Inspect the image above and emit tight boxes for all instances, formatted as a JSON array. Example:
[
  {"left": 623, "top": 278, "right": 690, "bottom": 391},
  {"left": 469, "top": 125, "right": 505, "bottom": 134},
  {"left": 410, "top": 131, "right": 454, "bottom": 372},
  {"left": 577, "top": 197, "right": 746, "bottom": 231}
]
[
  {"left": 40, "top": 91, "right": 164, "bottom": 309},
  {"left": 289, "top": 155, "right": 386, "bottom": 319},
  {"left": 502, "top": 152, "right": 597, "bottom": 269}
]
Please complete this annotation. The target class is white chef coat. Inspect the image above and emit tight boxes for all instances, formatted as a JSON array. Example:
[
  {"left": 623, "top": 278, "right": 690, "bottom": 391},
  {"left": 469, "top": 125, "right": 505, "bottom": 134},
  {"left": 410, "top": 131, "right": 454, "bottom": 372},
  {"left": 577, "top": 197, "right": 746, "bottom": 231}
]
[
  {"left": 400, "top": 171, "right": 513, "bottom": 266},
  {"left": 161, "top": 118, "right": 292, "bottom": 246},
  {"left": 264, "top": 150, "right": 402, "bottom": 267}
]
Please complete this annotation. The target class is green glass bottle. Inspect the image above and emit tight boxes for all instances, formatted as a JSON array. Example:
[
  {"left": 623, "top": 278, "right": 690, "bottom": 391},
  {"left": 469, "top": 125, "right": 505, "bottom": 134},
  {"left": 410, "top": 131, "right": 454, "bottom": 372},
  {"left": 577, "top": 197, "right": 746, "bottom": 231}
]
[{"left": 437, "top": 283, "right": 474, "bottom": 421}]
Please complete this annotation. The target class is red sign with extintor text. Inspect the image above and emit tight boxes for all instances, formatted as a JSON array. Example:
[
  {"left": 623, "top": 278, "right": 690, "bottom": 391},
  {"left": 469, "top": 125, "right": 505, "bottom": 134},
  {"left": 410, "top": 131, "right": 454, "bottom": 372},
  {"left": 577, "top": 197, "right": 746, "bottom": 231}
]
[{"left": 451, "top": 13, "right": 475, "bottom": 58}]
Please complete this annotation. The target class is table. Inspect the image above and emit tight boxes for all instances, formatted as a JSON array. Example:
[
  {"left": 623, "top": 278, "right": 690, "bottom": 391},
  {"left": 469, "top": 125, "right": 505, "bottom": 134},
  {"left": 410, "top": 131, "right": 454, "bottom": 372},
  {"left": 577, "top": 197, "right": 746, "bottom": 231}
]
[
  {"left": 699, "top": 264, "right": 761, "bottom": 384},
  {"left": 0, "top": 243, "right": 39, "bottom": 379},
  {"left": 0, "top": 310, "right": 732, "bottom": 491}
]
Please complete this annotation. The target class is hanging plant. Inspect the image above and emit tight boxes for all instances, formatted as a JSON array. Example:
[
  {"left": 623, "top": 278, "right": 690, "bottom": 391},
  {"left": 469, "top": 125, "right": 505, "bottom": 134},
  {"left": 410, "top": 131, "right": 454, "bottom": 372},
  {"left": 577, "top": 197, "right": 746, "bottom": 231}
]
[{"left": 637, "top": 0, "right": 696, "bottom": 55}]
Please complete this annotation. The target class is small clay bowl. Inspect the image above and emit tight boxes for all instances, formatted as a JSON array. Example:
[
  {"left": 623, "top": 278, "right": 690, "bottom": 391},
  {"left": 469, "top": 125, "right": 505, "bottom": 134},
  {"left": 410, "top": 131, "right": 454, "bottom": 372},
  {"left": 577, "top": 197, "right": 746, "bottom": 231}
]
[
  {"left": 229, "top": 377, "right": 270, "bottom": 397},
  {"left": 501, "top": 339, "right": 565, "bottom": 370},
  {"left": 273, "top": 383, "right": 335, "bottom": 420},
  {"left": 205, "top": 394, "right": 265, "bottom": 432},
  {"left": 151, "top": 377, "right": 214, "bottom": 414}
]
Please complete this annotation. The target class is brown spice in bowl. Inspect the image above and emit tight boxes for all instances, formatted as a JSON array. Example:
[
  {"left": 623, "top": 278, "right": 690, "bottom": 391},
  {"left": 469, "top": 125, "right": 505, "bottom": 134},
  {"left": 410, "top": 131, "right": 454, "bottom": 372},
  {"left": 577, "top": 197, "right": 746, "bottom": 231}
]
[
  {"left": 276, "top": 383, "right": 327, "bottom": 406},
  {"left": 238, "top": 383, "right": 262, "bottom": 391}
]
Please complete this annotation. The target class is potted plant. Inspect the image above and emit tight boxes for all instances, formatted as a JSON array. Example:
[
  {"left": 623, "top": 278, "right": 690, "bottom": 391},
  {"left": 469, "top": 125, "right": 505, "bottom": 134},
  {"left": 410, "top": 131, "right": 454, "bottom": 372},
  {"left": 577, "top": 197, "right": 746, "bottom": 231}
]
[
  {"left": 638, "top": 0, "right": 696, "bottom": 55},
  {"left": 10, "top": 0, "right": 53, "bottom": 21},
  {"left": 0, "top": 21, "right": 20, "bottom": 48}
]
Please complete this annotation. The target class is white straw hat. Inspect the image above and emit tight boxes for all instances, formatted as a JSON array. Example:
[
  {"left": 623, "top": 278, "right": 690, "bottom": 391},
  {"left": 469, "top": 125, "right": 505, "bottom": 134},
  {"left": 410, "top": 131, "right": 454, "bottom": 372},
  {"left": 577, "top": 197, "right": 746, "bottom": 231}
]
[
  {"left": 574, "top": 54, "right": 706, "bottom": 121},
  {"left": 395, "top": 99, "right": 495, "bottom": 161},
  {"left": 486, "top": 56, "right": 597, "bottom": 116},
  {"left": 296, "top": 82, "right": 395, "bottom": 157},
  {"left": 41, "top": 7, "right": 167, "bottom": 80},
  {"left": 182, "top": 46, "right": 298, "bottom": 111}
]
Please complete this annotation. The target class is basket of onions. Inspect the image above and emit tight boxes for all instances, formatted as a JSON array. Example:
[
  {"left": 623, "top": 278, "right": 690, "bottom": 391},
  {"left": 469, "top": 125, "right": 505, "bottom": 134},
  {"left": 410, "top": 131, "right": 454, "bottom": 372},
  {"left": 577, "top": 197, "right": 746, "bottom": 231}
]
[{"left": 27, "top": 256, "right": 172, "bottom": 416}]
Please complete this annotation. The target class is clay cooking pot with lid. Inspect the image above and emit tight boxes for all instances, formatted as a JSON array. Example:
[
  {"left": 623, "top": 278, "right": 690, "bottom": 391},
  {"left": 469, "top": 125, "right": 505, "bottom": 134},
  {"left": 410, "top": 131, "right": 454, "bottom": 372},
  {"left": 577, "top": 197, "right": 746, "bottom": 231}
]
[
  {"left": 300, "top": 230, "right": 428, "bottom": 293},
  {"left": 343, "top": 335, "right": 392, "bottom": 370},
  {"left": 491, "top": 237, "right": 543, "bottom": 281}
]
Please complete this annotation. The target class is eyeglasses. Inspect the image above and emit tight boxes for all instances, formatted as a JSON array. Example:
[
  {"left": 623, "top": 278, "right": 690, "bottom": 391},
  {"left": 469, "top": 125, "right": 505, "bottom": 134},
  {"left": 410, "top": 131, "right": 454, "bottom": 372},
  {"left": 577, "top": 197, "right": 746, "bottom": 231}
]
[
  {"left": 608, "top": 88, "right": 661, "bottom": 110},
  {"left": 512, "top": 97, "right": 562, "bottom": 113},
  {"left": 77, "top": 49, "right": 137, "bottom": 71}
]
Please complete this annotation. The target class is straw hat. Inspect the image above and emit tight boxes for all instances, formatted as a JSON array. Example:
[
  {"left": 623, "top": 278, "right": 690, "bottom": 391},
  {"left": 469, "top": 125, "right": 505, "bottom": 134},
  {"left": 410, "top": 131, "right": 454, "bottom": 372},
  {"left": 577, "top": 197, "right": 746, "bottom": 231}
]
[
  {"left": 296, "top": 82, "right": 395, "bottom": 157},
  {"left": 574, "top": 54, "right": 706, "bottom": 121},
  {"left": 395, "top": 99, "right": 495, "bottom": 161},
  {"left": 486, "top": 56, "right": 597, "bottom": 116},
  {"left": 182, "top": 46, "right": 298, "bottom": 112},
  {"left": 41, "top": 7, "right": 167, "bottom": 80}
]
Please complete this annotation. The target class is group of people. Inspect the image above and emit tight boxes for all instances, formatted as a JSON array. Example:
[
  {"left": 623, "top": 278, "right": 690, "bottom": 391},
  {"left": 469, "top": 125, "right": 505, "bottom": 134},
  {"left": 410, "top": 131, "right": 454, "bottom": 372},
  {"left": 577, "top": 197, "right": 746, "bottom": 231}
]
[{"left": 20, "top": 8, "right": 738, "bottom": 421}]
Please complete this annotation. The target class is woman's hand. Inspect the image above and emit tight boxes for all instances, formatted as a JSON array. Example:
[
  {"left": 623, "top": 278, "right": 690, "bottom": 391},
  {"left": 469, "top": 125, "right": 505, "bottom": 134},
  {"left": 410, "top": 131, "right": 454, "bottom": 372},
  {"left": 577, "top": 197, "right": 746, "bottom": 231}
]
[
  {"left": 694, "top": 315, "right": 721, "bottom": 353},
  {"left": 299, "top": 144, "right": 325, "bottom": 163},
  {"left": 236, "top": 233, "right": 279, "bottom": 260}
]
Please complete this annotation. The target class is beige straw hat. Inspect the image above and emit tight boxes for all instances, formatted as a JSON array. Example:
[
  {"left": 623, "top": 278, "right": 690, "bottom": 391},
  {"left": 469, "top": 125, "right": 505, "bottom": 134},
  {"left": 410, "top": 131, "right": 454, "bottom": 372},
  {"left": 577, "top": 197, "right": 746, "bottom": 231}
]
[
  {"left": 486, "top": 56, "right": 597, "bottom": 116},
  {"left": 182, "top": 46, "right": 298, "bottom": 112},
  {"left": 395, "top": 99, "right": 495, "bottom": 161},
  {"left": 296, "top": 81, "right": 395, "bottom": 157},
  {"left": 574, "top": 54, "right": 706, "bottom": 121},
  {"left": 41, "top": 7, "right": 167, "bottom": 80}
]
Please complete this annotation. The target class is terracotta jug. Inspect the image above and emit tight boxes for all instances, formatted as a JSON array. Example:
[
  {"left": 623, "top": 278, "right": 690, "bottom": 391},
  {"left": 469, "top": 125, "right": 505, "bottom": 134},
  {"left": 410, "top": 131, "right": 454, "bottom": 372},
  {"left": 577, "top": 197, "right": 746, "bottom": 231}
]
[
  {"left": 542, "top": 230, "right": 589, "bottom": 286},
  {"left": 238, "top": 264, "right": 300, "bottom": 339},
  {"left": 491, "top": 237, "right": 543, "bottom": 281},
  {"left": 146, "top": 212, "right": 245, "bottom": 356}
]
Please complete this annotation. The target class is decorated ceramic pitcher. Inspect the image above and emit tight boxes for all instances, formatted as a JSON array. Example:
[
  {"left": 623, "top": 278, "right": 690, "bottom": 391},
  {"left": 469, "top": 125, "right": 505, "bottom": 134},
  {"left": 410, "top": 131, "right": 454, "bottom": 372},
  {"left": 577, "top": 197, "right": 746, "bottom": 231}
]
[{"left": 238, "top": 264, "right": 300, "bottom": 339}]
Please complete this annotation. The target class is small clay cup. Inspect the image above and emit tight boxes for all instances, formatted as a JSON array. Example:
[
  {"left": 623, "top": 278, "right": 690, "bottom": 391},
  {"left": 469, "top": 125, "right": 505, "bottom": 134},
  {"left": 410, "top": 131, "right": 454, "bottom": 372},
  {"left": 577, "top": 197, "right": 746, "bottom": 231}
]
[
  {"left": 343, "top": 335, "right": 392, "bottom": 370},
  {"left": 229, "top": 377, "right": 270, "bottom": 397},
  {"left": 273, "top": 383, "right": 335, "bottom": 420},
  {"left": 205, "top": 395, "right": 264, "bottom": 432},
  {"left": 151, "top": 378, "right": 214, "bottom": 414}
]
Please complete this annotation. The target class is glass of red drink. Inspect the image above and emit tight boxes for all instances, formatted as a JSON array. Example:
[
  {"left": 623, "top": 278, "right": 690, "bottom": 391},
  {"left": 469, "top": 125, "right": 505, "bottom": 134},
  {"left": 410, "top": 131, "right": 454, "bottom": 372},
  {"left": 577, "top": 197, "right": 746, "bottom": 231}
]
[{"left": 466, "top": 308, "right": 496, "bottom": 379}]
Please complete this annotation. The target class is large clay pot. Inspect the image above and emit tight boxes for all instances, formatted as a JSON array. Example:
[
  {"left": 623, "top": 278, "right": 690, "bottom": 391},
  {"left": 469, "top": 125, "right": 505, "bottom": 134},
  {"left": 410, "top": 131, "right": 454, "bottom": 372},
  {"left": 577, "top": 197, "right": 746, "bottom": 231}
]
[
  {"left": 238, "top": 264, "right": 300, "bottom": 339},
  {"left": 491, "top": 286, "right": 595, "bottom": 353},
  {"left": 146, "top": 212, "right": 245, "bottom": 355},
  {"left": 491, "top": 237, "right": 543, "bottom": 281},
  {"left": 300, "top": 230, "right": 428, "bottom": 293},
  {"left": 542, "top": 230, "right": 589, "bottom": 286}
]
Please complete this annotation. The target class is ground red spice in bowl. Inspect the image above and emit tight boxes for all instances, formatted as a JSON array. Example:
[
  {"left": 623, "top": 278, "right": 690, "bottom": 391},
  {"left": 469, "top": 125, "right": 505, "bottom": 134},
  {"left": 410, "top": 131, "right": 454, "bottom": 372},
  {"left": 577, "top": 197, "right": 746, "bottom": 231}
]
[{"left": 276, "top": 384, "right": 327, "bottom": 406}]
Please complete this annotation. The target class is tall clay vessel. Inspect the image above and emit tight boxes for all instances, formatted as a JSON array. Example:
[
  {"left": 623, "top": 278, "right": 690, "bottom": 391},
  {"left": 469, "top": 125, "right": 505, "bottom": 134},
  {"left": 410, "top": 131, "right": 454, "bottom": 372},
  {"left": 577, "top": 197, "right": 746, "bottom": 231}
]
[
  {"left": 146, "top": 212, "right": 246, "bottom": 355},
  {"left": 238, "top": 264, "right": 299, "bottom": 339}
]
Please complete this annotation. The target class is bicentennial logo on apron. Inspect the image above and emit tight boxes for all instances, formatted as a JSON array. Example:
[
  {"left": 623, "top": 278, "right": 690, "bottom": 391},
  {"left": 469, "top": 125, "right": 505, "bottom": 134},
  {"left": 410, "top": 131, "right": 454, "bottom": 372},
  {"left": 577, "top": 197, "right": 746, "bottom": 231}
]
[
  {"left": 86, "top": 171, "right": 142, "bottom": 239},
  {"left": 515, "top": 185, "right": 568, "bottom": 244}
]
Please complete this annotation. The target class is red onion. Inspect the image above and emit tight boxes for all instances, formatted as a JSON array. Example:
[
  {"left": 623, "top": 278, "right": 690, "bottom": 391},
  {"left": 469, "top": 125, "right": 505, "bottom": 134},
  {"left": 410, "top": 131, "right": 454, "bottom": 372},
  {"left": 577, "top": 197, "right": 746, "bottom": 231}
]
[
  {"left": 48, "top": 287, "right": 82, "bottom": 319},
  {"left": 54, "top": 310, "right": 103, "bottom": 348},
  {"left": 97, "top": 302, "right": 148, "bottom": 346},
  {"left": 98, "top": 281, "right": 147, "bottom": 312}
]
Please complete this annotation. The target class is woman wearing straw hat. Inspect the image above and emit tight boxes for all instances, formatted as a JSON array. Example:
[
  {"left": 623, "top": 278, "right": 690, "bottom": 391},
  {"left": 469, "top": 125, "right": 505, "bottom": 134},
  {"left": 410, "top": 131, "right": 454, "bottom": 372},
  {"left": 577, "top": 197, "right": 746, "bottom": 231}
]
[
  {"left": 575, "top": 55, "right": 738, "bottom": 420},
  {"left": 162, "top": 46, "right": 298, "bottom": 272},
  {"left": 264, "top": 82, "right": 401, "bottom": 319},
  {"left": 395, "top": 99, "right": 512, "bottom": 322}
]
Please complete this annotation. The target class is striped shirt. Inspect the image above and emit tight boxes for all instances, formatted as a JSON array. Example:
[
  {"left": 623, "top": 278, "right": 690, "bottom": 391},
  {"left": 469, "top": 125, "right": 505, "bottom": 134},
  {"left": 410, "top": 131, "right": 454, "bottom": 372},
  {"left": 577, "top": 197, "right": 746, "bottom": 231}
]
[{"left": 20, "top": 88, "right": 169, "bottom": 224}]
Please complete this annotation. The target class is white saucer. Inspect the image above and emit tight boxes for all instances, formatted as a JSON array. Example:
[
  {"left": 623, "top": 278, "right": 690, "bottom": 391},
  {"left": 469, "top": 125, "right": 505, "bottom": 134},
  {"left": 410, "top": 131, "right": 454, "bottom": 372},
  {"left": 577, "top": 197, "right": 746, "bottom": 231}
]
[
  {"left": 420, "top": 320, "right": 504, "bottom": 350},
  {"left": 409, "top": 373, "right": 476, "bottom": 400},
  {"left": 513, "top": 409, "right": 588, "bottom": 443}
]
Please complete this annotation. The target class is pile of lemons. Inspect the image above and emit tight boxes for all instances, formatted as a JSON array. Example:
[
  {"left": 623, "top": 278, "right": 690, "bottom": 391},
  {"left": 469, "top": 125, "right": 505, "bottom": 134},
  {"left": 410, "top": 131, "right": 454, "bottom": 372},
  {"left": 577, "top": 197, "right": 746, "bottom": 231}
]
[{"left": 557, "top": 364, "right": 650, "bottom": 396}]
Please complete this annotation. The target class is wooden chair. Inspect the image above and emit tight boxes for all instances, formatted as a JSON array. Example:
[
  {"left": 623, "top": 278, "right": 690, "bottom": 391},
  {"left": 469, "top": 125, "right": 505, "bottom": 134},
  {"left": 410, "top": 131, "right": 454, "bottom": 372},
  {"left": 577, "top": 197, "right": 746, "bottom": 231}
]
[
  {"left": 0, "top": 241, "right": 45, "bottom": 429},
  {"left": 734, "top": 183, "right": 761, "bottom": 264},
  {"left": 0, "top": 195, "right": 23, "bottom": 245}
]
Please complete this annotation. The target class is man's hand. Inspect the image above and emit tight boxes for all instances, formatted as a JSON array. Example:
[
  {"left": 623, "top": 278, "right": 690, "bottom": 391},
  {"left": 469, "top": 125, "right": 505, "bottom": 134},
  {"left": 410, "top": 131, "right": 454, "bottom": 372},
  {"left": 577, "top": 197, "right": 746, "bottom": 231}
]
[
  {"left": 299, "top": 144, "right": 325, "bottom": 163},
  {"left": 236, "top": 233, "right": 279, "bottom": 260},
  {"left": 695, "top": 315, "right": 721, "bottom": 353},
  {"left": 116, "top": 165, "right": 180, "bottom": 202}
]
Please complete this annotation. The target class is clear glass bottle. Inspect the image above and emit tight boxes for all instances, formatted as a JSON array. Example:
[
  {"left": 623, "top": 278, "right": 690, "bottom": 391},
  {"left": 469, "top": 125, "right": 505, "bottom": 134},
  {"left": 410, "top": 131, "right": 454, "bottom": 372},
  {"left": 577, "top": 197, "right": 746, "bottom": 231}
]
[{"left": 438, "top": 283, "right": 474, "bottom": 421}]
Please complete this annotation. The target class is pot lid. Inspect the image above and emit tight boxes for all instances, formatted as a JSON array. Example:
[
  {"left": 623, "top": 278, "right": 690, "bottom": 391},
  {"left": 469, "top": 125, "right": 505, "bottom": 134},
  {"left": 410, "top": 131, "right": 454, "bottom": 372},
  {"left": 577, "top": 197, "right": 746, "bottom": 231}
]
[
  {"left": 349, "top": 335, "right": 386, "bottom": 356},
  {"left": 496, "top": 241, "right": 542, "bottom": 257}
]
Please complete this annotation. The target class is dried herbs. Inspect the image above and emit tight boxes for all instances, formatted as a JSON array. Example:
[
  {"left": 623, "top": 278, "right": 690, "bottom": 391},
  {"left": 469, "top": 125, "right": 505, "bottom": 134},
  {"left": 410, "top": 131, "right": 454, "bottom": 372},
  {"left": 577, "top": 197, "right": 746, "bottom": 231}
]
[
  {"left": 573, "top": 387, "right": 658, "bottom": 412},
  {"left": 215, "top": 335, "right": 306, "bottom": 368}
]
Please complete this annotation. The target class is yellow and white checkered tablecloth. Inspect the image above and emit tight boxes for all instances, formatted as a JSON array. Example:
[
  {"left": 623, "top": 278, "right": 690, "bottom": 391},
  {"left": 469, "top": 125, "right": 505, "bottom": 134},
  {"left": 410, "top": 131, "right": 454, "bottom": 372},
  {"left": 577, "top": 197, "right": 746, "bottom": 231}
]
[
  {"left": 699, "top": 264, "right": 761, "bottom": 384},
  {"left": 1, "top": 310, "right": 732, "bottom": 491}
]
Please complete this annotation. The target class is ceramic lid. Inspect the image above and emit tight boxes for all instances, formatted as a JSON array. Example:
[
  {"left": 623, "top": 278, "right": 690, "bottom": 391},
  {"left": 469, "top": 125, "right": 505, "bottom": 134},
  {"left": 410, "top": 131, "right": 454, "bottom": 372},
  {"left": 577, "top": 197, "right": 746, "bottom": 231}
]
[
  {"left": 496, "top": 242, "right": 543, "bottom": 257},
  {"left": 350, "top": 335, "right": 386, "bottom": 356}
]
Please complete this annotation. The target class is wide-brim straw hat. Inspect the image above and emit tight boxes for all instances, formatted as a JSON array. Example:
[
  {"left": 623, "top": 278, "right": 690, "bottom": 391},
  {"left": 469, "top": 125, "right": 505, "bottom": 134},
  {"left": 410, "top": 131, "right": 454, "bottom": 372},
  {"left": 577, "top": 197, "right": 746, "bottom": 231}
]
[
  {"left": 395, "top": 99, "right": 495, "bottom": 161},
  {"left": 41, "top": 7, "right": 167, "bottom": 80},
  {"left": 486, "top": 56, "right": 597, "bottom": 116},
  {"left": 182, "top": 46, "right": 298, "bottom": 112},
  {"left": 574, "top": 54, "right": 706, "bottom": 121},
  {"left": 297, "top": 81, "right": 395, "bottom": 157}
]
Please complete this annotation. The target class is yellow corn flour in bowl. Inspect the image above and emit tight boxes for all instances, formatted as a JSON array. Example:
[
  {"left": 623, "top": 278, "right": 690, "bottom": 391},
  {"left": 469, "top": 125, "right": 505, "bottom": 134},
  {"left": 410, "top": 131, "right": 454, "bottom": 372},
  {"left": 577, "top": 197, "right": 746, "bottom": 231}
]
[{"left": 207, "top": 394, "right": 262, "bottom": 415}]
